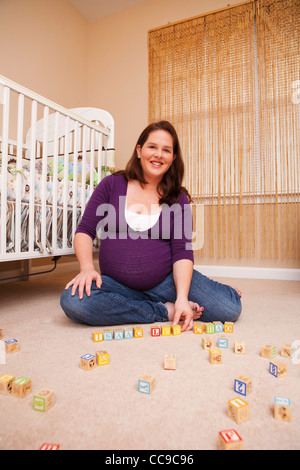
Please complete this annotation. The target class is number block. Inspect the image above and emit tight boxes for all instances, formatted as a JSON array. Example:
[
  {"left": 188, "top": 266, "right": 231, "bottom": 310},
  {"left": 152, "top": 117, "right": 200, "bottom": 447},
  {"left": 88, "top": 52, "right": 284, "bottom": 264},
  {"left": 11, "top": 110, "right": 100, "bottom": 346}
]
[
  {"left": 218, "top": 336, "right": 228, "bottom": 348},
  {"left": 194, "top": 324, "right": 203, "bottom": 334},
  {"left": 224, "top": 322, "right": 233, "bottom": 333},
  {"left": 213, "top": 321, "right": 224, "bottom": 333},
  {"left": 161, "top": 325, "right": 171, "bottom": 336},
  {"left": 103, "top": 329, "right": 113, "bottom": 341},
  {"left": 96, "top": 350, "right": 109, "bottom": 366},
  {"left": 209, "top": 348, "right": 222, "bottom": 364},
  {"left": 138, "top": 375, "right": 155, "bottom": 394},
  {"left": 280, "top": 344, "right": 292, "bottom": 358},
  {"left": 33, "top": 389, "right": 55, "bottom": 412},
  {"left": 92, "top": 330, "right": 103, "bottom": 342},
  {"left": 12, "top": 377, "right": 32, "bottom": 398},
  {"left": 218, "top": 429, "right": 243, "bottom": 450},
  {"left": 269, "top": 360, "right": 287, "bottom": 378},
  {"left": 204, "top": 323, "right": 215, "bottom": 334},
  {"left": 202, "top": 336, "right": 213, "bottom": 350},
  {"left": 0, "top": 374, "right": 15, "bottom": 394},
  {"left": 123, "top": 327, "right": 133, "bottom": 339},
  {"left": 164, "top": 354, "right": 176, "bottom": 370},
  {"left": 234, "top": 340, "right": 246, "bottom": 354},
  {"left": 171, "top": 325, "right": 181, "bottom": 336},
  {"left": 227, "top": 397, "right": 249, "bottom": 423},
  {"left": 261, "top": 344, "right": 276, "bottom": 359},
  {"left": 133, "top": 327, "right": 143, "bottom": 338},
  {"left": 234, "top": 376, "right": 252, "bottom": 396},
  {"left": 5, "top": 339, "right": 18, "bottom": 353},
  {"left": 114, "top": 328, "right": 124, "bottom": 340},
  {"left": 80, "top": 354, "right": 96, "bottom": 371},
  {"left": 151, "top": 326, "right": 161, "bottom": 337},
  {"left": 274, "top": 396, "right": 291, "bottom": 422}
]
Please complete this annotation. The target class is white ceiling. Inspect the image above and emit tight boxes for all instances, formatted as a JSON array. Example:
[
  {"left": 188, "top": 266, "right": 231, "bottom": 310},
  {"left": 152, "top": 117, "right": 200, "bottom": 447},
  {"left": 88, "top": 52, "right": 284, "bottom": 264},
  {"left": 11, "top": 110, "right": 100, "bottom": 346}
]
[{"left": 68, "top": 0, "right": 150, "bottom": 21}]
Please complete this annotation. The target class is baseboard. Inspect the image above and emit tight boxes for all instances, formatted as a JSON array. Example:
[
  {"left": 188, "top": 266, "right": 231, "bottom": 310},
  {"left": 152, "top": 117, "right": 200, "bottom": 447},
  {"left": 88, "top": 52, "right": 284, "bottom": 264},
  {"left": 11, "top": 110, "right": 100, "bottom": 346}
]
[{"left": 194, "top": 265, "right": 300, "bottom": 281}]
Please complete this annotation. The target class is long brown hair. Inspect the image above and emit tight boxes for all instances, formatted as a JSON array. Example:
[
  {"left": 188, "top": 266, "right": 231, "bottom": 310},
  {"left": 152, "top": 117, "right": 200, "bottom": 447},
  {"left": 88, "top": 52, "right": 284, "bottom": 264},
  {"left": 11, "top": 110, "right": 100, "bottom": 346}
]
[{"left": 115, "top": 121, "right": 191, "bottom": 205}]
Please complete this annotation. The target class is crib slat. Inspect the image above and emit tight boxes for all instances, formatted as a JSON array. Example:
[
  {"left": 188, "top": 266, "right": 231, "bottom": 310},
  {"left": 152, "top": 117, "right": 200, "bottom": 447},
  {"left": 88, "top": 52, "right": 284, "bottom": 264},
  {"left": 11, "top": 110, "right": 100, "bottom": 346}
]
[
  {"left": 72, "top": 121, "right": 79, "bottom": 241},
  {"left": 51, "top": 111, "right": 59, "bottom": 253},
  {"left": 62, "top": 116, "right": 70, "bottom": 250},
  {"left": 41, "top": 106, "right": 49, "bottom": 252},
  {"left": 28, "top": 100, "right": 37, "bottom": 254},
  {"left": 0, "top": 86, "right": 10, "bottom": 255},
  {"left": 81, "top": 125, "right": 87, "bottom": 210},
  {"left": 97, "top": 132, "right": 103, "bottom": 185},
  {"left": 14, "top": 92, "right": 25, "bottom": 254}
]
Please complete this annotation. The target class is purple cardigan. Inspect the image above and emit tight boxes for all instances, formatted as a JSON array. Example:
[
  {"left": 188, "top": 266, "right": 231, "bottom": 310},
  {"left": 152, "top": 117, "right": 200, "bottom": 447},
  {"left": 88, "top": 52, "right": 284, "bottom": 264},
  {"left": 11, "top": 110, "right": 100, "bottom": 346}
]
[{"left": 75, "top": 174, "right": 194, "bottom": 290}]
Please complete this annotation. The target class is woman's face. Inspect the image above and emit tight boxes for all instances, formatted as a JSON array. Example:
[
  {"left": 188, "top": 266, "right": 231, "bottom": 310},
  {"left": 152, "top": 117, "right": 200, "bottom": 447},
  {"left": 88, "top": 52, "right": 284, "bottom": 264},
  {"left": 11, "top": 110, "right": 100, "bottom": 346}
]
[{"left": 136, "top": 130, "right": 176, "bottom": 184}]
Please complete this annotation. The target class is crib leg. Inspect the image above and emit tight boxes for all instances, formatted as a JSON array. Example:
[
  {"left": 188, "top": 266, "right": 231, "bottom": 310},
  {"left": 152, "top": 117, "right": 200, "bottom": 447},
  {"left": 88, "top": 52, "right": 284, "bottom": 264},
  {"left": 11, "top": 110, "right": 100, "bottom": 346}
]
[{"left": 21, "top": 260, "right": 31, "bottom": 281}]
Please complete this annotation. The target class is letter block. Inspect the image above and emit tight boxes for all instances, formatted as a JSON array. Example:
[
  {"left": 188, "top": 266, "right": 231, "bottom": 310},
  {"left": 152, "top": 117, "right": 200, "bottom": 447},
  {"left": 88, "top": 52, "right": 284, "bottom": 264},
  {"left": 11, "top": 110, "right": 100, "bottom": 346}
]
[
  {"left": 218, "top": 429, "right": 243, "bottom": 450},
  {"left": 151, "top": 326, "right": 161, "bottom": 337},
  {"left": 202, "top": 336, "right": 213, "bottom": 350},
  {"left": 224, "top": 322, "right": 233, "bottom": 333},
  {"left": 227, "top": 397, "right": 249, "bottom": 423},
  {"left": 171, "top": 325, "right": 181, "bottom": 336},
  {"left": 0, "top": 374, "right": 15, "bottom": 394},
  {"left": 12, "top": 377, "right": 32, "bottom": 398},
  {"left": 138, "top": 375, "right": 155, "bottom": 394},
  {"left": 96, "top": 350, "right": 109, "bottom": 366},
  {"left": 269, "top": 360, "right": 287, "bottom": 378},
  {"left": 164, "top": 354, "right": 176, "bottom": 370},
  {"left": 213, "top": 321, "right": 224, "bottom": 333},
  {"left": 114, "top": 328, "right": 124, "bottom": 340},
  {"left": 261, "top": 344, "right": 276, "bottom": 359},
  {"left": 280, "top": 344, "right": 292, "bottom": 358},
  {"left": 204, "top": 323, "right": 215, "bottom": 334},
  {"left": 209, "top": 348, "right": 222, "bottom": 364},
  {"left": 103, "top": 329, "right": 113, "bottom": 341},
  {"left": 234, "top": 340, "right": 246, "bottom": 354},
  {"left": 161, "top": 325, "right": 171, "bottom": 336},
  {"left": 123, "top": 327, "right": 133, "bottom": 339},
  {"left": 194, "top": 324, "right": 203, "bottom": 334},
  {"left": 0, "top": 329, "right": 2, "bottom": 339},
  {"left": 274, "top": 396, "right": 291, "bottom": 422},
  {"left": 234, "top": 376, "right": 252, "bottom": 396},
  {"left": 80, "top": 354, "right": 96, "bottom": 371},
  {"left": 218, "top": 336, "right": 228, "bottom": 348},
  {"left": 92, "top": 330, "right": 103, "bottom": 342},
  {"left": 33, "top": 389, "right": 55, "bottom": 412},
  {"left": 5, "top": 339, "right": 18, "bottom": 353},
  {"left": 39, "top": 443, "right": 60, "bottom": 450},
  {"left": 133, "top": 327, "right": 143, "bottom": 338}
]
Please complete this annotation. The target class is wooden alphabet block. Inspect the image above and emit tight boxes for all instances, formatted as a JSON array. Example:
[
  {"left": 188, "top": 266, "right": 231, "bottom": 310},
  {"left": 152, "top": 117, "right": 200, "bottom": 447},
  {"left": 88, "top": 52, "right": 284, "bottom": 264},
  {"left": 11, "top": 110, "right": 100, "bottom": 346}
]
[
  {"left": 261, "top": 344, "right": 276, "bottom": 359},
  {"left": 161, "top": 325, "right": 171, "bottom": 336},
  {"left": 234, "top": 376, "right": 252, "bottom": 396},
  {"left": 209, "top": 348, "right": 222, "bottom": 364},
  {"left": 92, "top": 330, "right": 103, "bottom": 342},
  {"left": 224, "top": 322, "right": 233, "bottom": 333},
  {"left": 227, "top": 397, "right": 249, "bottom": 423},
  {"left": 0, "top": 374, "right": 15, "bottom": 394},
  {"left": 80, "top": 354, "right": 96, "bottom": 371},
  {"left": 213, "top": 321, "right": 224, "bottom": 333},
  {"left": 114, "top": 328, "right": 124, "bottom": 340},
  {"left": 202, "top": 336, "right": 213, "bottom": 350},
  {"left": 39, "top": 443, "right": 60, "bottom": 450},
  {"left": 218, "top": 336, "right": 228, "bottom": 348},
  {"left": 123, "top": 327, "right": 133, "bottom": 339},
  {"left": 274, "top": 396, "right": 291, "bottom": 422},
  {"left": 280, "top": 344, "right": 292, "bottom": 358},
  {"left": 193, "top": 324, "right": 203, "bottom": 334},
  {"left": 0, "top": 329, "right": 2, "bottom": 339},
  {"left": 5, "top": 339, "right": 18, "bottom": 353},
  {"left": 234, "top": 340, "right": 246, "bottom": 354},
  {"left": 103, "top": 329, "right": 113, "bottom": 341},
  {"left": 133, "top": 327, "right": 143, "bottom": 338},
  {"left": 12, "top": 377, "right": 32, "bottom": 398},
  {"left": 218, "top": 429, "right": 243, "bottom": 450},
  {"left": 33, "top": 389, "right": 55, "bottom": 412},
  {"left": 151, "top": 326, "right": 161, "bottom": 337},
  {"left": 204, "top": 322, "right": 215, "bottom": 334},
  {"left": 269, "top": 360, "right": 287, "bottom": 378},
  {"left": 138, "top": 375, "right": 155, "bottom": 394},
  {"left": 164, "top": 354, "right": 176, "bottom": 370},
  {"left": 96, "top": 350, "right": 109, "bottom": 366},
  {"left": 171, "top": 325, "right": 181, "bottom": 336}
]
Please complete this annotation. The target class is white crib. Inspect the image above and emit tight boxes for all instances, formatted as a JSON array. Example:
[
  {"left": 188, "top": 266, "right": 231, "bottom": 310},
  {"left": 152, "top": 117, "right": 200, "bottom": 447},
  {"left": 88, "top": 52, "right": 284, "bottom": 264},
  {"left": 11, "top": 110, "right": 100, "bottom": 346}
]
[{"left": 0, "top": 75, "right": 115, "bottom": 263}]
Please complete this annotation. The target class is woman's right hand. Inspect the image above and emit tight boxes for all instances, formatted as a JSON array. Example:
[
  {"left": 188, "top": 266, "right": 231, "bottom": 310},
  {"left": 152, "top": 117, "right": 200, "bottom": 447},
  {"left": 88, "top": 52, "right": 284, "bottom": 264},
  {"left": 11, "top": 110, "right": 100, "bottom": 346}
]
[{"left": 65, "top": 268, "right": 102, "bottom": 300}]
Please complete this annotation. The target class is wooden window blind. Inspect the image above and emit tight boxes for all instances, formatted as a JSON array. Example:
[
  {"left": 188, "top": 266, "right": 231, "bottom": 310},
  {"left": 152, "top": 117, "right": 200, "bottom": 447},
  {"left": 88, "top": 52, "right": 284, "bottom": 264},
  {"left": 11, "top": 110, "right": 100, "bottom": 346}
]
[{"left": 148, "top": 0, "right": 300, "bottom": 263}]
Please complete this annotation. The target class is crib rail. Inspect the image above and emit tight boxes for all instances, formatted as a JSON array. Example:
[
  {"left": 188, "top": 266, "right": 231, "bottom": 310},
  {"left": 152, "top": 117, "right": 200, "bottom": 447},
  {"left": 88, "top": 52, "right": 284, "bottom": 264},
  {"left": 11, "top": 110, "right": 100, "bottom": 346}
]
[{"left": 0, "top": 75, "right": 114, "bottom": 261}]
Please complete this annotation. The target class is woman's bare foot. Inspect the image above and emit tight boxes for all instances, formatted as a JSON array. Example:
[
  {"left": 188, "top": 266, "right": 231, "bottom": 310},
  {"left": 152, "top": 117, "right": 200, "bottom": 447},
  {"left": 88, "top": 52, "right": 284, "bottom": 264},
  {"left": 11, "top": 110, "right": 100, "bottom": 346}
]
[
  {"left": 230, "top": 285, "right": 242, "bottom": 298},
  {"left": 165, "top": 301, "right": 204, "bottom": 322}
]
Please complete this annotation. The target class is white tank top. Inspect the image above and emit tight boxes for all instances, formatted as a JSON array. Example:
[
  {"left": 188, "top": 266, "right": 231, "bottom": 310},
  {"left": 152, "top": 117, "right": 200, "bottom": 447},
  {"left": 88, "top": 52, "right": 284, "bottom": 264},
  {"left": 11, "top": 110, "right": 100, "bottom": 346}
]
[{"left": 125, "top": 209, "right": 160, "bottom": 232}]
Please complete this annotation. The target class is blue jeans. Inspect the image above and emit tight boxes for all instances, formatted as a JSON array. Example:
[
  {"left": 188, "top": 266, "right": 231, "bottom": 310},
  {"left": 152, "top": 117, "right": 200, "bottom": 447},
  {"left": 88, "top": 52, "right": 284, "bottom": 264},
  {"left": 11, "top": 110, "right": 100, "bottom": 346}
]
[{"left": 60, "top": 270, "right": 242, "bottom": 326}]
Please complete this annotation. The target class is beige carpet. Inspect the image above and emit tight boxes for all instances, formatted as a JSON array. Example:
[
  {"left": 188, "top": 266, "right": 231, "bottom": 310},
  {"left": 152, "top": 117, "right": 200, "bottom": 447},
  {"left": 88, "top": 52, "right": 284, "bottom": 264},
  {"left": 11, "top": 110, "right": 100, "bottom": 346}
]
[{"left": 0, "top": 261, "right": 299, "bottom": 450}]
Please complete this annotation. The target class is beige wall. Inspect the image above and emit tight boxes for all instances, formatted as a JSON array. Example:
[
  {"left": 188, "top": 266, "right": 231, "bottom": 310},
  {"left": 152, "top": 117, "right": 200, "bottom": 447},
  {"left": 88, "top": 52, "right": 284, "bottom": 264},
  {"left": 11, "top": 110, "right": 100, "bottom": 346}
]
[{"left": 87, "top": 0, "right": 243, "bottom": 170}]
